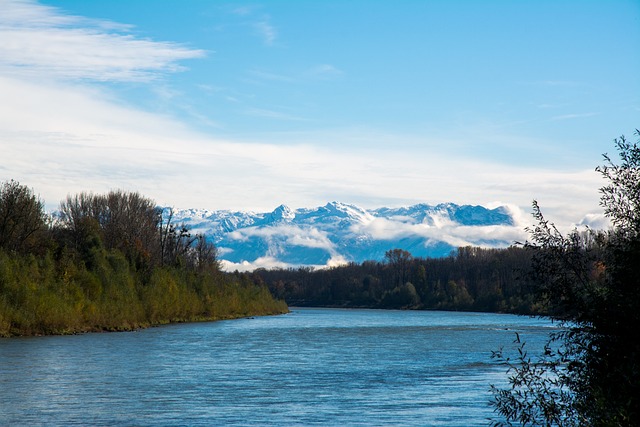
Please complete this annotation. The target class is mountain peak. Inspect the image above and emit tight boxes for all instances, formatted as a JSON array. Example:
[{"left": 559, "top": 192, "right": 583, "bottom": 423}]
[
  {"left": 321, "top": 201, "right": 372, "bottom": 222},
  {"left": 168, "top": 201, "right": 522, "bottom": 271},
  {"left": 269, "top": 204, "right": 295, "bottom": 222}
]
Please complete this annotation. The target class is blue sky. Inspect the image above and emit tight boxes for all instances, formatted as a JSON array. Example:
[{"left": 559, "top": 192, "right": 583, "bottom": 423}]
[{"left": 1, "top": 0, "right": 639, "bottom": 229}]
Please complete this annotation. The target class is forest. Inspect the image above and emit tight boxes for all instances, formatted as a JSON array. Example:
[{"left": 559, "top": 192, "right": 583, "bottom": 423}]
[
  {"left": 251, "top": 246, "right": 544, "bottom": 315},
  {"left": 0, "top": 181, "right": 287, "bottom": 337}
]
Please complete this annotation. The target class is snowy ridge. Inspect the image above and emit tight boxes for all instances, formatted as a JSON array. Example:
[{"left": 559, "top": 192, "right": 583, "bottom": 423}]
[{"left": 168, "top": 201, "right": 525, "bottom": 271}]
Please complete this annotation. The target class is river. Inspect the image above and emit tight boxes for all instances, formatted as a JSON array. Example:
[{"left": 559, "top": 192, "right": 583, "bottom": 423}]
[{"left": 0, "top": 307, "right": 556, "bottom": 426}]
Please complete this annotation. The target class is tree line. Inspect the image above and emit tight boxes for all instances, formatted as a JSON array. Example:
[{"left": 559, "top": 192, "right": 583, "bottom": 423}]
[
  {"left": 0, "top": 182, "right": 287, "bottom": 336},
  {"left": 252, "top": 245, "right": 542, "bottom": 315}
]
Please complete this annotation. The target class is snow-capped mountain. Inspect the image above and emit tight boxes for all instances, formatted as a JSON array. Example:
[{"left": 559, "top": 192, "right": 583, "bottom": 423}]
[{"left": 168, "top": 202, "right": 525, "bottom": 271}]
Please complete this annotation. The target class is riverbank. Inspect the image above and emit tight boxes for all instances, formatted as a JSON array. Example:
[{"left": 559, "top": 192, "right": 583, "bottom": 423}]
[{"left": 0, "top": 249, "right": 288, "bottom": 337}]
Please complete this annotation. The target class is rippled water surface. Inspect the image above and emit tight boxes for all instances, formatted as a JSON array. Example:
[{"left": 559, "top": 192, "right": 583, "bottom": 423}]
[{"left": 0, "top": 308, "right": 555, "bottom": 426}]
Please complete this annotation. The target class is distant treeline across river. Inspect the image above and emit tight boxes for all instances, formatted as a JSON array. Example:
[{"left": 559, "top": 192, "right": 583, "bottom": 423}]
[{"left": 250, "top": 246, "right": 547, "bottom": 315}]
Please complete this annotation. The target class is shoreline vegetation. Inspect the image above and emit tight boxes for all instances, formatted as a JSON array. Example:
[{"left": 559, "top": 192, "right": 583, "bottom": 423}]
[
  {"left": 0, "top": 179, "right": 547, "bottom": 338},
  {"left": 0, "top": 246, "right": 289, "bottom": 337},
  {"left": 0, "top": 178, "right": 550, "bottom": 337},
  {"left": 0, "top": 248, "right": 289, "bottom": 337},
  {"left": 0, "top": 182, "right": 287, "bottom": 337},
  {"left": 251, "top": 246, "right": 547, "bottom": 316},
  {"left": 0, "top": 179, "right": 546, "bottom": 338}
]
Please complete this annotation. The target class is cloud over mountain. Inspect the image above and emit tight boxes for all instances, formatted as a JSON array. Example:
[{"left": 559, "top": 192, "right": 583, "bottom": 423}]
[{"left": 170, "top": 201, "right": 527, "bottom": 271}]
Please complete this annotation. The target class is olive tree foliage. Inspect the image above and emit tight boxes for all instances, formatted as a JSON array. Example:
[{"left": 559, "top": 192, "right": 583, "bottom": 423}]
[
  {"left": 491, "top": 130, "right": 640, "bottom": 427},
  {"left": 0, "top": 180, "right": 47, "bottom": 253}
]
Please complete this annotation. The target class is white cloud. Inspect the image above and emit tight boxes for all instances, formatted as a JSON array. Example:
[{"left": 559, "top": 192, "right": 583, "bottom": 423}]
[
  {"left": 1, "top": 69, "right": 601, "bottom": 227},
  {"left": 577, "top": 213, "right": 610, "bottom": 230},
  {"left": 349, "top": 217, "right": 527, "bottom": 250},
  {"left": 216, "top": 206, "right": 532, "bottom": 271},
  {"left": 308, "top": 64, "right": 344, "bottom": 79},
  {"left": 231, "top": 6, "right": 253, "bottom": 16},
  {"left": 231, "top": 224, "right": 341, "bottom": 255},
  {"left": 220, "top": 254, "right": 346, "bottom": 272},
  {"left": 0, "top": 0, "right": 604, "bottom": 235},
  {"left": 221, "top": 224, "right": 352, "bottom": 271},
  {"left": 221, "top": 256, "right": 290, "bottom": 272},
  {"left": 254, "top": 19, "right": 277, "bottom": 46},
  {"left": 0, "top": 0, "right": 205, "bottom": 82}
]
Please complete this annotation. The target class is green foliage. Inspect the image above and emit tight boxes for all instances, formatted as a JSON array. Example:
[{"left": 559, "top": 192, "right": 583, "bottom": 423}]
[
  {"left": 491, "top": 129, "right": 640, "bottom": 426},
  {"left": 380, "top": 282, "right": 421, "bottom": 308},
  {"left": 596, "top": 133, "right": 640, "bottom": 235},
  {"left": 254, "top": 246, "right": 538, "bottom": 313},
  {"left": 491, "top": 332, "right": 579, "bottom": 427},
  {"left": 0, "top": 184, "right": 288, "bottom": 337},
  {"left": 0, "top": 180, "right": 47, "bottom": 254},
  {"left": 0, "top": 245, "right": 287, "bottom": 337}
]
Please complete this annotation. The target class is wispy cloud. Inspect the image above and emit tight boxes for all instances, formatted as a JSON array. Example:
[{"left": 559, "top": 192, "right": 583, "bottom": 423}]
[
  {"left": 307, "top": 64, "right": 344, "bottom": 79},
  {"left": 220, "top": 256, "right": 292, "bottom": 272},
  {"left": 220, "top": 254, "right": 347, "bottom": 272},
  {"left": 214, "top": 207, "right": 528, "bottom": 271},
  {"left": 231, "top": 6, "right": 254, "bottom": 16},
  {"left": 1, "top": 68, "right": 601, "bottom": 227},
  {"left": 0, "top": 0, "right": 205, "bottom": 82},
  {"left": 349, "top": 217, "right": 527, "bottom": 250},
  {"left": 230, "top": 224, "right": 339, "bottom": 253},
  {"left": 244, "top": 65, "right": 343, "bottom": 86},
  {"left": 254, "top": 18, "right": 277, "bottom": 46},
  {"left": 0, "top": 0, "right": 604, "bottom": 236},
  {"left": 222, "top": 224, "right": 347, "bottom": 271}
]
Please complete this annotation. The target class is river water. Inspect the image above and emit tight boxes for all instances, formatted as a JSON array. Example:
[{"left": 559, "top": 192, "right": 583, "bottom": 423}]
[{"left": 0, "top": 308, "right": 556, "bottom": 426}]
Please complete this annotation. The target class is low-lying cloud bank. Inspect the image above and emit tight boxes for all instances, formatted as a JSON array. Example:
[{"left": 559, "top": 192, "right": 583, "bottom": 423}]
[
  {"left": 190, "top": 202, "right": 612, "bottom": 272},
  {"left": 173, "top": 202, "right": 578, "bottom": 272}
]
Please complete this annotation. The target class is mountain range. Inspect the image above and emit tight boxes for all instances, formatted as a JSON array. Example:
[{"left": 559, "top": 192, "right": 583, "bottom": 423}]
[{"left": 169, "top": 202, "right": 525, "bottom": 271}]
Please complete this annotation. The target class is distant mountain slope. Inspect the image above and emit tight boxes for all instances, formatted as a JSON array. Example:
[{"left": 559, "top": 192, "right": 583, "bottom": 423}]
[{"left": 170, "top": 202, "right": 523, "bottom": 271}]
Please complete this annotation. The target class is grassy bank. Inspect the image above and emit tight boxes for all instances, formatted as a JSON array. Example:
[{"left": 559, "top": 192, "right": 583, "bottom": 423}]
[{"left": 0, "top": 248, "right": 288, "bottom": 337}]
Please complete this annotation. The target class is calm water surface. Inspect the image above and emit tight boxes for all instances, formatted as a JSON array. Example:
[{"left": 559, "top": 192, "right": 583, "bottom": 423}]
[{"left": 0, "top": 308, "right": 556, "bottom": 426}]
